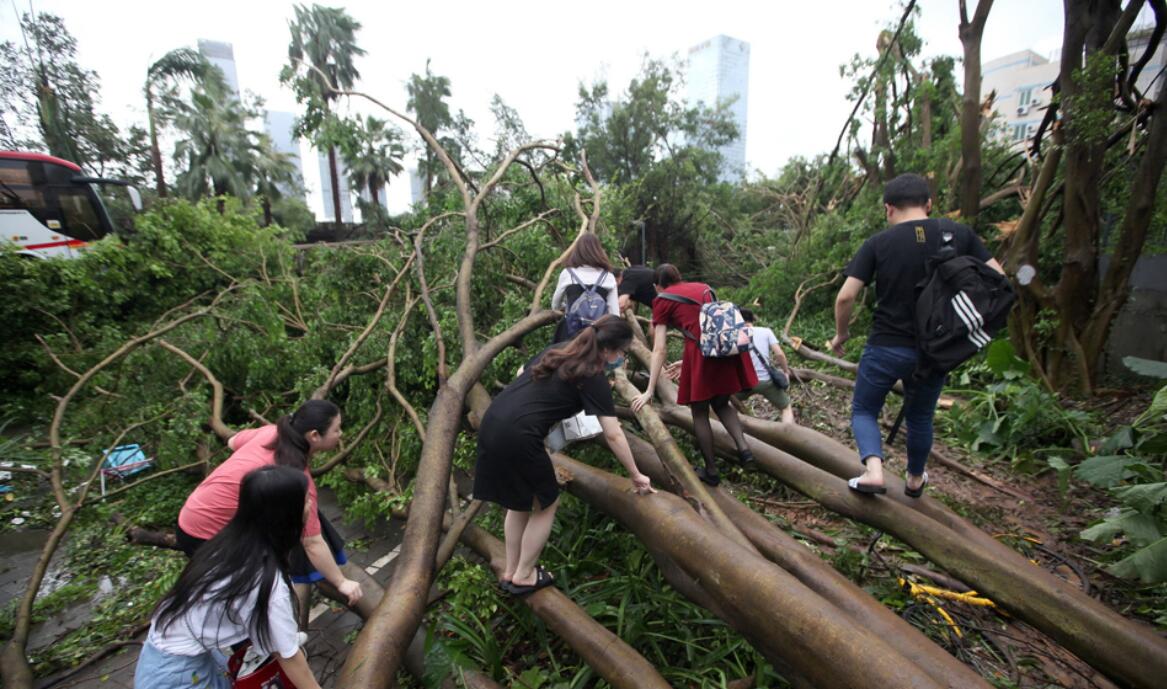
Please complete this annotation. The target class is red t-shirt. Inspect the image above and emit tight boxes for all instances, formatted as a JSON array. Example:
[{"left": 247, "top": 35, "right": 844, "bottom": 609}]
[
  {"left": 652, "top": 281, "right": 757, "bottom": 405},
  {"left": 177, "top": 425, "right": 322, "bottom": 540}
]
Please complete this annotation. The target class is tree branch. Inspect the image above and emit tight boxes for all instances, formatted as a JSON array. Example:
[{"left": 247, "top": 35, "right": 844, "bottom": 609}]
[{"left": 157, "top": 340, "right": 232, "bottom": 441}]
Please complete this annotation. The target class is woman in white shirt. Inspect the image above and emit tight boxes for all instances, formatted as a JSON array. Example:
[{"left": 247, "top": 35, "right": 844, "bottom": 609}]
[
  {"left": 550, "top": 233, "right": 620, "bottom": 342},
  {"left": 134, "top": 465, "right": 323, "bottom": 689}
]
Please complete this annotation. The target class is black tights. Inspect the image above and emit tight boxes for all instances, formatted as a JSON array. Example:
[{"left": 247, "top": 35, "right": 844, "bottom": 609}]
[{"left": 690, "top": 395, "right": 750, "bottom": 472}]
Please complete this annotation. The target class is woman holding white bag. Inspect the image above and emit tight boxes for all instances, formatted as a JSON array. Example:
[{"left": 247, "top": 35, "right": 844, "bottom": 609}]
[{"left": 473, "top": 315, "right": 655, "bottom": 596}]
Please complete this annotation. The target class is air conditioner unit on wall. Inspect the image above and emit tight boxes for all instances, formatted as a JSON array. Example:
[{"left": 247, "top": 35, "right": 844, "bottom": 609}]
[{"left": 1017, "top": 104, "right": 1029, "bottom": 115}]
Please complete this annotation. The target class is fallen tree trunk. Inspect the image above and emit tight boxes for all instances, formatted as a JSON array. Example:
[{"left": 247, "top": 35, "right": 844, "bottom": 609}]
[
  {"left": 621, "top": 433, "right": 992, "bottom": 689},
  {"left": 337, "top": 310, "right": 558, "bottom": 688},
  {"left": 551, "top": 453, "right": 949, "bottom": 689},
  {"left": 655, "top": 403, "right": 1167, "bottom": 689},
  {"left": 458, "top": 522, "right": 675, "bottom": 689}
]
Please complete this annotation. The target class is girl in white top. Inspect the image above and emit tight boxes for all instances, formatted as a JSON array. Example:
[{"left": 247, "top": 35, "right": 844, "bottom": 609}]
[
  {"left": 550, "top": 233, "right": 620, "bottom": 342},
  {"left": 134, "top": 465, "right": 323, "bottom": 689}
]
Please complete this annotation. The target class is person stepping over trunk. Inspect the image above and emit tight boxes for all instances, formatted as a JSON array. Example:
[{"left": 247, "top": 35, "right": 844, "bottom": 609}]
[{"left": 736, "top": 309, "right": 795, "bottom": 424}]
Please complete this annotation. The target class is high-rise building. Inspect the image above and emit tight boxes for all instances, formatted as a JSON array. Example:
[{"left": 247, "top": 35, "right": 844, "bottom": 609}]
[
  {"left": 686, "top": 35, "right": 750, "bottom": 181},
  {"left": 983, "top": 23, "right": 1165, "bottom": 149},
  {"left": 317, "top": 152, "right": 354, "bottom": 223},
  {"left": 196, "top": 39, "right": 241, "bottom": 98},
  {"left": 263, "top": 111, "right": 304, "bottom": 197}
]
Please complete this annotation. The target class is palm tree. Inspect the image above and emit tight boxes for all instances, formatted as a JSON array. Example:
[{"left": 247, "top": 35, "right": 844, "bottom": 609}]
[
  {"left": 172, "top": 85, "right": 254, "bottom": 207},
  {"left": 406, "top": 59, "right": 453, "bottom": 197},
  {"left": 283, "top": 4, "right": 365, "bottom": 224},
  {"left": 145, "top": 48, "right": 224, "bottom": 197},
  {"left": 251, "top": 132, "right": 301, "bottom": 226},
  {"left": 341, "top": 116, "right": 404, "bottom": 209}
]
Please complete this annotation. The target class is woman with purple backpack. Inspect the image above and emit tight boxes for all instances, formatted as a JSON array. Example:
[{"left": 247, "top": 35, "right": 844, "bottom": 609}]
[{"left": 550, "top": 234, "right": 620, "bottom": 343}]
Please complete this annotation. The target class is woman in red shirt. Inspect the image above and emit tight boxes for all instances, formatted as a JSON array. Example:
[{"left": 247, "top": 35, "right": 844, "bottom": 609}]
[
  {"left": 631, "top": 264, "right": 756, "bottom": 486},
  {"left": 177, "top": 400, "right": 362, "bottom": 607}
]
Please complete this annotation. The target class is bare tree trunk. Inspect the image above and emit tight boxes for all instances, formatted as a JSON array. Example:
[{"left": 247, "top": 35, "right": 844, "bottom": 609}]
[
  {"left": 328, "top": 144, "right": 343, "bottom": 224},
  {"left": 654, "top": 404, "right": 1167, "bottom": 689},
  {"left": 958, "top": 0, "right": 994, "bottom": 221},
  {"left": 553, "top": 453, "right": 948, "bottom": 689},
  {"left": 147, "top": 89, "right": 167, "bottom": 198}
]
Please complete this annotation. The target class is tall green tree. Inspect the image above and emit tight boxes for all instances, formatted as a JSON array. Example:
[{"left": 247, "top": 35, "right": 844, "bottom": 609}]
[
  {"left": 338, "top": 115, "right": 405, "bottom": 210},
  {"left": 172, "top": 85, "right": 255, "bottom": 202},
  {"left": 281, "top": 3, "right": 365, "bottom": 224},
  {"left": 406, "top": 59, "right": 454, "bottom": 197},
  {"left": 0, "top": 12, "right": 129, "bottom": 173},
  {"left": 145, "top": 48, "right": 226, "bottom": 198}
]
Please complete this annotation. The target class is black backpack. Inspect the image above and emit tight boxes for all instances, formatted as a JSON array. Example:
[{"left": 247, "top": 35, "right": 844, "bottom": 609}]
[
  {"left": 887, "top": 221, "right": 1015, "bottom": 444},
  {"left": 913, "top": 221, "right": 1016, "bottom": 379}
]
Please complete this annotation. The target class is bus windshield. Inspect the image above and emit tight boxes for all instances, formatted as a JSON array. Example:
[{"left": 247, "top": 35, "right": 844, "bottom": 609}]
[{"left": 0, "top": 156, "right": 111, "bottom": 242}]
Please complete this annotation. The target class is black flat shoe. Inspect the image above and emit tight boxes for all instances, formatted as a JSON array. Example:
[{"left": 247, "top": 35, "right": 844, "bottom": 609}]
[
  {"left": 737, "top": 449, "right": 755, "bottom": 466},
  {"left": 695, "top": 466, "right": 721, "bottom": 487}
]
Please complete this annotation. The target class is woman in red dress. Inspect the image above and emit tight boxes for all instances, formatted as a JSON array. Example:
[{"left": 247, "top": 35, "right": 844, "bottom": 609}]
[{"left": 631, "top": 264, "right": 757, "bottom": 485}]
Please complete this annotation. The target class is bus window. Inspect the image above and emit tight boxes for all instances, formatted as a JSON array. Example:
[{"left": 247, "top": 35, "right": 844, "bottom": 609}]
[{"left": 57, "top": 186, "right": 104, "bottom": 241}]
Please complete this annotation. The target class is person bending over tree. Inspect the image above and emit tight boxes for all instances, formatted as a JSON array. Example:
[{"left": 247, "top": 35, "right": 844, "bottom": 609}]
[
  {"left": 474, "top": 315, "right": 655, "bottom": 596},
  {"left": 737, "top": 309, "right": 795, "bottom": 424}
]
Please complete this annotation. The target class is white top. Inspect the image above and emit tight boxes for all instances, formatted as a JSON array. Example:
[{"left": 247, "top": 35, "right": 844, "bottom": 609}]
[
  {"left": 147, "top": 572, "right": 300, "bottom": 659},
  {"left": 747, "top": 326, "right": 780, "bottom": 381},
  {"left": 551, "top": 265, "right": 620, "bottom": 316}
]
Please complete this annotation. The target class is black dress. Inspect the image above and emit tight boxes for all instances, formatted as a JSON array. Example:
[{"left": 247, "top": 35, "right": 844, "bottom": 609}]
[{"left": 473, "top": 348, "right": 616, "bottom": 511}]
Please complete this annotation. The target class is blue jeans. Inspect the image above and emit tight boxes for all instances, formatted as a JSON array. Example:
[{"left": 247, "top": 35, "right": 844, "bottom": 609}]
[
  {"left": 134, "top": 640, "right": 231, "bottom": 689},
  {"left": 851, "top": 345, "right": 946, "bottom": 477}
]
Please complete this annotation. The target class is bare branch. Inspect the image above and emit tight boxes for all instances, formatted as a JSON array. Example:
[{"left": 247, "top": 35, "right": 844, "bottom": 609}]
[
  {"left": 35, "top": 335, "right": 121, "bottom": 398},
  {"left": 386, "top": 294, "right": 427, "bottom": 439},
  {"left": 414, "top": 212, "right": 462, "bottom": 383},
  {"left": 157, "top": 339, "right": 232, "bottom": 441},
  {"left": 480, "top": 209, "right": 559, "bottom": 250}
]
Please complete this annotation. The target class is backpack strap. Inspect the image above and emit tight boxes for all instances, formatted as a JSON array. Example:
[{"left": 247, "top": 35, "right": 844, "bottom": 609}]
[
  {"left": 566, "top": 268, "right": 582, "bottom": 286},
  {"left": 655, "top": 292, "right": 701, "bottom": 342}
]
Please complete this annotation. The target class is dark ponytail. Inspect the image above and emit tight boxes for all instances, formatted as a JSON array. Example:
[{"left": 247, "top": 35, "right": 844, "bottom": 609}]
[
  {"left": 532, "top": 314, "right": 632, "bottom": 382},
  {"left": 266, "top": 399, "right": 339, "bottom": 470}
]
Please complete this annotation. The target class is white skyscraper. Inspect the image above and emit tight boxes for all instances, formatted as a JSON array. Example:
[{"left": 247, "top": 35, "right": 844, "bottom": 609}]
[
  {"left": 264, "top": 111, "right": 304, "bottom": 196},
  {"left": 686, "top": 35, "right": 750, "bottom": 181},
  {"left": 196, "top": 40, "right": 240, "bottom": 98}
]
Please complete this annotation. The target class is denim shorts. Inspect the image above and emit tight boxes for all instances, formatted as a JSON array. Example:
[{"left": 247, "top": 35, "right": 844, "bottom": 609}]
[{"left": 133, "top": 640, "right": 231, "bottom": 689}]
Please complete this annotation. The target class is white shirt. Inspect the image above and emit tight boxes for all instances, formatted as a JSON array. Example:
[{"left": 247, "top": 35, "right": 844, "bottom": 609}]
[
  {"left": 147, "top": 572, "right": 300, "bottom": 659},
  {"left": 747, "top": 326, "right": 780, "bottom": 382},
  {"left": 551, "top": 265, "right": 620, "bottom": 316}
]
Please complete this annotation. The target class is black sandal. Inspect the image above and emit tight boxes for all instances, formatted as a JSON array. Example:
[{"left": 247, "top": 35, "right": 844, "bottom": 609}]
[
  {"left": 737, "top": 449, "right": 755, "bottom": 467},
  {"left": 504, "top": 565, "right": 556, "bottom": 596},
  {"left": 904, "top": 471, "right": 929, "bottom": 498}
]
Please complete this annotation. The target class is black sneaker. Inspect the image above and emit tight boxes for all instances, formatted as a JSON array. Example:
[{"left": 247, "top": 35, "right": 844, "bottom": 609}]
[{"left": 695, "top": 466, "right": 721, "bottom": 487}]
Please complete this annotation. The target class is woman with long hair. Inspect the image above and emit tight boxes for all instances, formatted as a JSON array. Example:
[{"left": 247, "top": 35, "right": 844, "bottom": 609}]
[
  {"left": 135, "top": 465, "right": 324, "bottom": 689},
  {"left": 177, "top": 399, "right": 362, "bottom": 606},
  {"left": 631, "top": 264, "right": 757, "bottom": 486},
  {"left": 474, "top": 315, "right": 655, "bottom": 595},
  {"left": 550, "top": 233, "right": 620, "bottom": 342}
]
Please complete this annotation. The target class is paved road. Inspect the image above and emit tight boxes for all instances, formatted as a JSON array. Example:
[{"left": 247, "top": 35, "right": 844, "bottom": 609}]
[{"left": 31, "top": 487, "right": 405, "bottom": 689}]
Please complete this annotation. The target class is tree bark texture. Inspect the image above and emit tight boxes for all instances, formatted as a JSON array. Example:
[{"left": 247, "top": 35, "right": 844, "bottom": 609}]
[
  {"left": 958, "top": 0, "right": 994, "bottom": 220},
  {"left": 553, "top": 453, "right": 949, "bottom": 689},
  {"left": 656, "top": 404, "right": 1167, "bottom": 689},
  {"left": 327, "top": 144, "right": 343, "bottom": 224},
  {"left": 337, "top": 310, "right": 558, "bottom": 689},
  {"left": 621, "top": 433, "right": 992, "bottom": 689}
]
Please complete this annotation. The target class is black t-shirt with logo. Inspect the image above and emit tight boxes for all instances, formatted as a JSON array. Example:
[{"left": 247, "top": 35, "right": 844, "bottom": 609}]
[
  {"left": 844, "top": 218, "right": 992, "bottom": 348},
  {"left": 618, "top": 266, "right": 657, "bottom": 308}
]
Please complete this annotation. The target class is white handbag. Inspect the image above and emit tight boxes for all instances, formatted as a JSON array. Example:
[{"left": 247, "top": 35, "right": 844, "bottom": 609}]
[{"left": 545, "top": 411, "right": 603, "bottom": 452}]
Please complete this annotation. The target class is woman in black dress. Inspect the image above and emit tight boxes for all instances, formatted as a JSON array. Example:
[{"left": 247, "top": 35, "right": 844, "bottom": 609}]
[{"left": 473, "top": 315, "right": 655, "bottom": 595}]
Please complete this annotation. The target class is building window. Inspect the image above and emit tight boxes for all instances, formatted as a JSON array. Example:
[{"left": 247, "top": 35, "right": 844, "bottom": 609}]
[
  {"left": 1012, "top": 124, "right": 1027, "bottom": 142},
  {"left": 1018, "top": 88, "right": 1032, "bottom": 107}
]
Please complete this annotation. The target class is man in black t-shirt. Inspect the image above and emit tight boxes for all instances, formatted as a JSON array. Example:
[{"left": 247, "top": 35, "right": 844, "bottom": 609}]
[
  {"left": 615, "top": 266, "right": 657, "bottom": 312},
  {"left": 828, "top": 174, "right": 1003, "bottom": 497}
]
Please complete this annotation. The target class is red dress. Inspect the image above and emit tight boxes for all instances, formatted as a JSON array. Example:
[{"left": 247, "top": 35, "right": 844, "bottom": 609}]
[{"left": 652, "top": 282, "right": 757, "bottom": 404}]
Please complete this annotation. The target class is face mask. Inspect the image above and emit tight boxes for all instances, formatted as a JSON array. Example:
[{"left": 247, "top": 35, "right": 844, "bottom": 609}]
[{"left": 605, "top": 355, "right": 625, "bottom": 372}]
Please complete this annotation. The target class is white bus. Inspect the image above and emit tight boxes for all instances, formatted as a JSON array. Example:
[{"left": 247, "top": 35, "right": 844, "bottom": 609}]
[{"left": 1, "top": 150, "right": 141, "bottom": 259}]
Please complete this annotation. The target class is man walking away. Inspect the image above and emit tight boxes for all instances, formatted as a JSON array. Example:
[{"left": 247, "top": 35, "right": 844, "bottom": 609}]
[
  {"left": 738, "top": 309, "right": 795, "bottom": 424},
  {"left": 828, "top": 173, "right": 1003, "bottom": 497}
]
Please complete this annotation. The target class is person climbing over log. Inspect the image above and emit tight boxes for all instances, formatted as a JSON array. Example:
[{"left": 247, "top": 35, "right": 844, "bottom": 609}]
[
  {"left": 474, "top": 315, "right": 655, "bottom": 596},
  {"left": 737, "top": 309, "right": 795, "bottom": 424},
  {"left": 828, "top": 173, "right": 1004, "bottom": 497},
  {"left": 135, "top": 465, "right": 325, "bottom": 689},
  {"left": 614, "top": 264, "right": 657, "bottom": 314},
  {"left": 631, "top": 264, "right": 757, "bottom": 486},
  {"left": 176, "top": 400, "right": 363, "bottom": 607},
  {"left": 550, "top": 233, "right": 620, "bottom": 343}
]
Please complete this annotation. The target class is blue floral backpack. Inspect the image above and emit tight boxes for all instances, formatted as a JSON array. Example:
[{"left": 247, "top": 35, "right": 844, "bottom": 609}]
[{"left": 656, "top": 288, "right": 750, "bottom": 357}]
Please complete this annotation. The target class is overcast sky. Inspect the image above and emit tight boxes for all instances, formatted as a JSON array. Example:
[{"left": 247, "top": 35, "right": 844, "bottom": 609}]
[{"left": 2, "top": 0, "right": 1071, "bottom": 213}]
